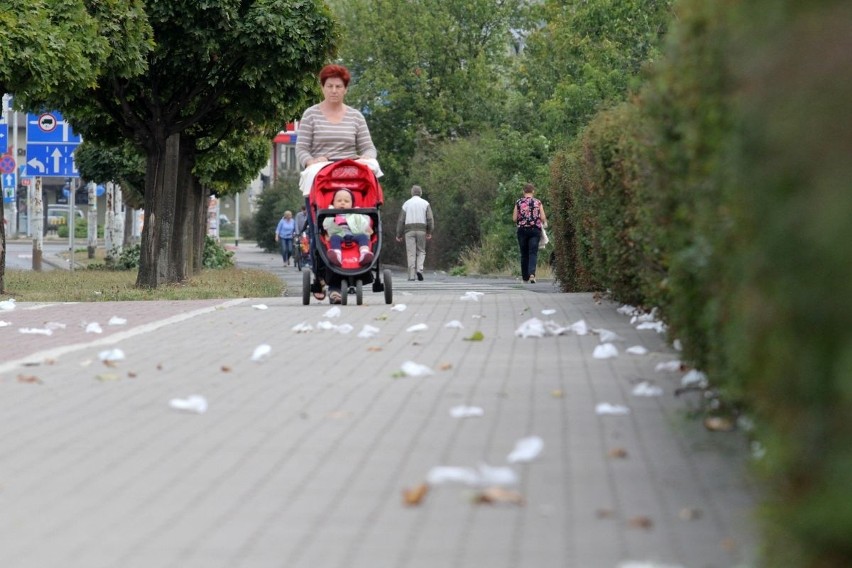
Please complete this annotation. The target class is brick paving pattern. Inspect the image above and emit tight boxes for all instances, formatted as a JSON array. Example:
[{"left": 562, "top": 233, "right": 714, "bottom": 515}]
[{"left": 0, "top": 248, "right": 759, "bottom": 568}]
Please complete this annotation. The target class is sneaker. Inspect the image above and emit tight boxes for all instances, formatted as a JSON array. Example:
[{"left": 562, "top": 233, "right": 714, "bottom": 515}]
[
  {"left": 416, "top": 272, "right": 424, "bottom": 281},
  {"left": 328, "top": 249, "right": 342, "bottom": 266},
  {"left": 359, "top": 247, "right": 374, "bottom": 265},
  {"left": 529, "top": 275, "right": 536, "bottom": 284}
]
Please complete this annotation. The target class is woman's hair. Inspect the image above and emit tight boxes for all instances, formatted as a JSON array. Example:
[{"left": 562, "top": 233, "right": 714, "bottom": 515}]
[
  {"left": 319, "top": 64, "right": 351, "bottom": 87},
  {"left": 523, "top": 183, "right": 535, "bottom": 194}
]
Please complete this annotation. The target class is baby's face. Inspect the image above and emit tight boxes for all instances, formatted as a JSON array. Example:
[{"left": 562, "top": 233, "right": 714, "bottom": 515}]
[{"left": 332, "top": 191, "right": 353, "bottom": 209}]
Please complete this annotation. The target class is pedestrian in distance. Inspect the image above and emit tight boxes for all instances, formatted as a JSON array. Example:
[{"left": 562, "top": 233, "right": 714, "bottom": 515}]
[
  {"left": 274, "top": 210, "right": 296, "bottom": 266},
  {"left": 295, "top": 205, "right": 308, "bottom": 235},
  {"left": 512, "top": 183, "right": 548, "bottom": 284},
  {"left": 396, "top": 185, "right": 434, "bottom": 281}
]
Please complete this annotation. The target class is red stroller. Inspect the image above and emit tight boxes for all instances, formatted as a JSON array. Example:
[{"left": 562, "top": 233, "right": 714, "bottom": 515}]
[{"left": 301, "top": 159, "right": 393, "bottom": 305}]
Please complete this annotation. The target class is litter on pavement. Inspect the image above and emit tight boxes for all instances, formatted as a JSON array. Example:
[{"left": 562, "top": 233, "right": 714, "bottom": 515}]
[
  {"left": 593, "top": 343, "right": 619, "bottom": 359},
  {"left": 507, "top": 436, "right": 544, "bottom": 464},
  {"left": 169, "top": 395, "right": 208, "bottom": 414},
  {"left": 449, "top": 405, "right": 484, "bottom": 418},
  {"left": 250, "top": 343, "right": 271, "bottom": 362},
  {"left": 596, "top": 402, "right": 631, "bottom": 415}
]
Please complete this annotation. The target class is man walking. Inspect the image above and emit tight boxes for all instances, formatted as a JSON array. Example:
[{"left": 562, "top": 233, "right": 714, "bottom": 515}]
[{"left": 396, "top": 185, "right": 434, "bottom": 281}]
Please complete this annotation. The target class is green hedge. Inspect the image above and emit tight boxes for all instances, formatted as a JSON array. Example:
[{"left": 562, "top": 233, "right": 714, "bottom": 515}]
[
  {"left": 57, "top": 222, "right": 104, "bottom": 239},
  {"left": 551, "top": 0, "right": 852, "bottom": 564}
]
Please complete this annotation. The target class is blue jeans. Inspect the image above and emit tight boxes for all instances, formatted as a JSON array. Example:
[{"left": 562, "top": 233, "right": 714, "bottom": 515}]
[
  {"left": 517, "top": 227, "right": 541, "bottom": 281},
  {"left": 279, "top": 237, "right": 293, "bottom": 264}
]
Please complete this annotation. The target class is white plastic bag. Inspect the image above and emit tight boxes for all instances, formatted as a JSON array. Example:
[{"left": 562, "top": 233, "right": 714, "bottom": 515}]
[{"left": 539, "top": 227, "right": 550, "bottom": 249}]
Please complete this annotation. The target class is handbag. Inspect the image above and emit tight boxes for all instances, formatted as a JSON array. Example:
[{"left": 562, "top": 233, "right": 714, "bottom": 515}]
[{"left": 539, "top": 227, "right": 550, "bottom": 249}]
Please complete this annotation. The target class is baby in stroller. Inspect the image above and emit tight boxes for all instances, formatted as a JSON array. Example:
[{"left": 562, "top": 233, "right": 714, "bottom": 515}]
[
  {"left": 302, "top": 159, "right": 393, "bottom": 306},
  {"left": 323, "top": 189, "right": 374, "bottom": 267}
]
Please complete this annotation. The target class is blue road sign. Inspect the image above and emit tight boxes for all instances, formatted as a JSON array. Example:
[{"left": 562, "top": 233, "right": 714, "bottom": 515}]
[
  {"left": 25, "top": 143, "right": 79, "bottom": 177},
  {"left": 25, "top": 111, "right": 82, "bottom": 177},
  {"left": 0, "top": 122, "right": 7, "bottom": 155},
  {"left": 26, "top": 112, "right": 81, "bottom": 144},
  {"left": 2, "top": 172, "right": 15, "bottom": 203}
]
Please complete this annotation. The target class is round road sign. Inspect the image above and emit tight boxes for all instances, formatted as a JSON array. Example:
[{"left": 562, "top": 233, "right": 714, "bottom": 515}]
[
  {"left": 37, "top": 113, "right": 58, "bottom": 133},
  {"left": 0, "top": 154, "right": 15, "bottom": 174}
]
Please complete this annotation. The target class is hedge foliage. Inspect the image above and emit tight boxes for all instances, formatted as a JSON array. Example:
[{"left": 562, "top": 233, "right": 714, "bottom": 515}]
[{"left": 550, "top": 1, "right": 852, "bottom": 565}]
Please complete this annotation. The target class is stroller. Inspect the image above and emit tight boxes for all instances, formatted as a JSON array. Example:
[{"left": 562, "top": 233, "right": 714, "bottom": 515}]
[{"left": 301, "top": 159, "right": 393, "bottom": 305}]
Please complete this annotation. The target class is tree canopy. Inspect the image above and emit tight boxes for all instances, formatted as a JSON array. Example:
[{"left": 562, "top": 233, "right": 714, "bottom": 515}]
[{"left": 25, "top": 0, "right": 337, "bottom": 287}]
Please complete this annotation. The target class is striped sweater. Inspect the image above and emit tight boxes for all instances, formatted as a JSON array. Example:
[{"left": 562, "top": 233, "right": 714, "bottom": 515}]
[{"left": 296, "top": 105, "right": 377, "bottom": 167}]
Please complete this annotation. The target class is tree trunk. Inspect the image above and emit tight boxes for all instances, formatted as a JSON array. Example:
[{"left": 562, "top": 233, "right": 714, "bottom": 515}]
[
  {"left": 169, "top": 134, "right": 204, "bottom": 278},
  {"left": 137, "top": 133, "right": 181, "bottom": 288}
]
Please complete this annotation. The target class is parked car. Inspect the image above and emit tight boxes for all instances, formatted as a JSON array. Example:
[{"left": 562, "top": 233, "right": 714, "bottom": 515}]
[{"left": 47, "top": 206, "right": 85, "bottom": 228}]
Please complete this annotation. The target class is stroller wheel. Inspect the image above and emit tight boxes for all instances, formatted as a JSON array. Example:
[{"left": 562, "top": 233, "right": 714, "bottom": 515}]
[
  {"left": 383, "top": 269, "right": 393, "bottom": 304},
  {"left": 355, "top": 280, "right": 363, "bottom": 305},
  {"left": 340, "top": 279, "right": 349, "bottom": 306},
  {"left": 302, "top": 269, "right": 311, "bottom": 305}
]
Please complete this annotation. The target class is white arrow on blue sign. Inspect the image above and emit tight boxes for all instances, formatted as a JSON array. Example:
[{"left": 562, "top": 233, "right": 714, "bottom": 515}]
[
  {"left": 25, "top": 144, "right": 79, "bottom": 177},
  {"left": 2, "top": 172, "right": 14, "bottom": 203}
]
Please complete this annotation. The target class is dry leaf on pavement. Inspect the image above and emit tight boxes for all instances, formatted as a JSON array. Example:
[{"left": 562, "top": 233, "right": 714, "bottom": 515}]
[
  {"left": 628, "top": 515, "right": 654, "bottom": 529},
  {"left": 402, "top": 482, "right": 429, "bottom": 506},
  {"left": 17, "top": 374, "right": 43, "bottom": 384},
  {"left": 473, "top": 486, "right": 525, "bottom": 506},
  {"left": 704, "top": 416, "right": 735, "bottom": 432},
  {"left": 608, "top": 447, "right": 629, "bottom": 459}
]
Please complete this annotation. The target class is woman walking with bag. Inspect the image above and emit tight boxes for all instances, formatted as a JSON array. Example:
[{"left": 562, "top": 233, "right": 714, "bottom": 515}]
[{"left": 512, "top": 183, "right": 548, "bottom": 284}]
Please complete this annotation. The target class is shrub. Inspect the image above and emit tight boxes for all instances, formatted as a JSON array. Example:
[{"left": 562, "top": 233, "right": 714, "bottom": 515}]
[
  {"left": 113, "top": 244, "right": 141, "bottom": 270},
  {"left": 720, "top": 3, "right": 852, "bottom": 565},
  {"left": 58, "top": 222, "right": 104, "bottom": 239},
  {"left": 202, "top": 236, "right": 233, "bottom": 269}
]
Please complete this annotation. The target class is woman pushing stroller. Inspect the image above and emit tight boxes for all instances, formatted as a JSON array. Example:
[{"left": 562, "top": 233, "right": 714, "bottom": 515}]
[{"left": 296, "top": 63, "right": 384, "bottom": 303}]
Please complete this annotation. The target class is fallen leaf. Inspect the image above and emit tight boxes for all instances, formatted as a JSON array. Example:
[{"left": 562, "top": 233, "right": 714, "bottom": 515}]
[
  {"left": 221, "top": 365, "right": 232, "bottom": 373},
  {"left": 463, "top": 331, "right": 484, "bottom": 341},
  {"left": 402, "top": 482, "right": 429, "bottom": 506},
  {"left": 551, "top": 389, "right": 564, "bottom": 398},
  {"left": 127, "top": 371, "right": 138, "bottom": 378},
  {"left": 596, "top": 508, "right": 615, "bottom": 519},
  {"left": 102, "top": 360, "right": 118, "bottom": 368},
  {"left": 628, "top": 515, "right": 654, "bottom": 530},
  {"left": 96, "top": 373, "right": 120, "bottom": 382},
  {"left": 156, "top": 363, "right": 164, "bottom": 370},
  {"left": 473, "top": 486, "right": 525, "bottom": 506},
  {"left": 367, "top": 346, "right": 383, "bottom": 352},
  {"left": 438, "top": 363, "right": 453, "bottom": 371},
  {"left": 608, "top": 447, "right": 629, "bottom": 459},
  {"left": 704, "top": 416, "right": 735, "bottom": 432},
  {"left": 17, "top": 374, "right": 43, "bottom": 384}
]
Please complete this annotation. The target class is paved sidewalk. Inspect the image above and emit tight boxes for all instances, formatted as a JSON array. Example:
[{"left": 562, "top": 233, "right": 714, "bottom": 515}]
[{"left": 0, "top": 254, "right": 759, "bottom": 568}]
